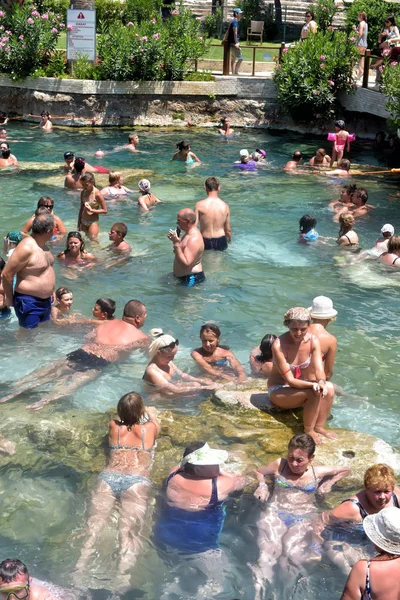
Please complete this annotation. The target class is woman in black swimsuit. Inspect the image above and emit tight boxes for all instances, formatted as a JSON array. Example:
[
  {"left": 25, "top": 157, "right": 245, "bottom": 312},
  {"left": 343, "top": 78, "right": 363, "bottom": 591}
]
[
  {"left": 379, "top": 234, "right": 400, "bottom": 267},
  {"left": 337, "top": 213, "right": 359, "bottom": 247}
]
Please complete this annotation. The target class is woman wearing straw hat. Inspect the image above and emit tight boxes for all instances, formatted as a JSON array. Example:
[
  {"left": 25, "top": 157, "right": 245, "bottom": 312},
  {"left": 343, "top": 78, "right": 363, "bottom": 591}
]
[
  {"left": 308, "top": 296, "right": 338, "bottom": 382},
  {"left": 341, "top": 506, "right": 400, "bottom": 599},
  {"left": 268, "top": 307, "right": 336, "bottom": 444}
]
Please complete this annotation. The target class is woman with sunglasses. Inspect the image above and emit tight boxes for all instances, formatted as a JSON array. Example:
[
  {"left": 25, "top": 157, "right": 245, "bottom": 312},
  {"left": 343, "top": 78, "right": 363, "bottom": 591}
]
[
  {"left": 58, "top": 231, "right": 95, "bottom": 264},
  {"left": 143, "top": 330, "right": 218, "bottom": 394},
  {"left": 300, "top": 11, "right": 317, "bottom": 40},
  {"left": 21, "top": 197, "right": 66, "bottom": 236}
]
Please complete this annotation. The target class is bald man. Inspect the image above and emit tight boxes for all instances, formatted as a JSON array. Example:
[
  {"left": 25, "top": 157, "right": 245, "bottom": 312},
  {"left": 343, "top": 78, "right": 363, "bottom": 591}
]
[{"left": 167, "top": 208, "right": 205, "bottom": 286}]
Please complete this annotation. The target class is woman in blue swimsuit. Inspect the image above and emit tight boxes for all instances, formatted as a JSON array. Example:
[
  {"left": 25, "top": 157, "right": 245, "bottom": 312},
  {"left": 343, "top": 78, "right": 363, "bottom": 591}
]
[
  {"left": 171, "top": 140, "right": 201, "bottom": 164},
  {"left": 75, "top": 392, "right": 160, "bottom": 583},
  {"left": 252, "top": 434, "right": 349, "bottom": 597},
  {"left": 191, "top": 323, "right": 246, "bottom": 382}
]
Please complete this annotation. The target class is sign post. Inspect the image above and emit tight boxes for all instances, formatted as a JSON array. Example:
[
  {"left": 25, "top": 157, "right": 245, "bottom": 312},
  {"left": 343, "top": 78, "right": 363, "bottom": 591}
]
[{"left": 67, "top": 9, "right": 96, "bottom": 61}]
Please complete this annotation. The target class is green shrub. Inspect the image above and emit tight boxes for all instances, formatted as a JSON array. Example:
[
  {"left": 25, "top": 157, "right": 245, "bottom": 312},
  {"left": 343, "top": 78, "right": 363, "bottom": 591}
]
[
  {"left": 0, "top": 5, "right": 64, "bottom": 80},
  {"left": 124, "top": 0, "right": 161, "bottom": 24},
  {"left": 201, "top": 8, "right": 222, "bottom": 39},
  {"left": 185, "top": 71, "right": 214, "bottom": 81},
  {"left": 273, "top": 30, "right": 359, "bottom": 122},
  {"left": 73, "top": 53, "right": 102, "bottom": 80},
  {"left": 381, "top": 59, "right": 400, "bottom": 127},
  {"left": 309, "top": 0, "right": 338, "bottom": 33},
  {"left": 44, "top": 49, "right": 67, "bottom": 77},
  {"left": 345, "top": 0, "right": 400, "bottom": 54},
  {"left": 95, "top": 0, "right": 125, "bottom": 33}
]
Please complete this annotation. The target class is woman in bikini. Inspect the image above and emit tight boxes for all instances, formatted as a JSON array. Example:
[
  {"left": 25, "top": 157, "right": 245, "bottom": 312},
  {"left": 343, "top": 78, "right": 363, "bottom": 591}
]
[
  {"left": 143, "top": 330, "right": 218, "bottom": 394},
  {"left": 337, "top": 213, "right": 359, "bottom": 247},
  {"left": 191, "top": 323, "right": 246, "bottom": 382},
  {"left": 268, "top": 307, "right": 336, "bottom": 444},
  {"left": 250, "top": 333, "right": 277, "bottom": 378},
  {"left": 252, "top": 434, "right": 349, "bottom": 597},
  {"left": 77, "top": 172, "right": 107, "bottom": 240},
  {"left": 137, "top": 179, "right": 161, "bottom": 211},
  {"left": 21, "top": 196, "right": 66, "bottom": 236},
  {"left": 379, "top": 234, "right": 400, "bottom": 267},
  {"left": 171, "top": 140, "right": 201, "bottom": 164},
  {"left": 75, "top": 392, "right": 160, "bottom": 582},
  {"left": 58, "top": 231, "right": 95, "bottom": 264}
]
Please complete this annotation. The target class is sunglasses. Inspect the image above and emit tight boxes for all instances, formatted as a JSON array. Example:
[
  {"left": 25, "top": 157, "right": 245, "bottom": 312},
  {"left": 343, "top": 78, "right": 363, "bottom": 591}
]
[
  {"left": 160, "top": 340, "right": 179, "bottom": 351},
  {"left": 43, "top": 204, "right": 54, "bottom": 208},
  {"left": 0, "top": 584, "right": 30, "bottom": 600}
]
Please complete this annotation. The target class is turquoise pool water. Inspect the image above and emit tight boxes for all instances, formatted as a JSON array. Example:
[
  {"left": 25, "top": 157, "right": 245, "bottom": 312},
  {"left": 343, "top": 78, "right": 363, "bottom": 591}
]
[{"left": 0, "top": 123, "right": 399, "bottom": 599}]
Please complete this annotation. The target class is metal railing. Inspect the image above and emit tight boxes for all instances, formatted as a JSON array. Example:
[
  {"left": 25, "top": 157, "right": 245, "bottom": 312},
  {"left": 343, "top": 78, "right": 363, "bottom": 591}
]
[{"left": 194, "top": 42, "right": 286, "bottom": 77}]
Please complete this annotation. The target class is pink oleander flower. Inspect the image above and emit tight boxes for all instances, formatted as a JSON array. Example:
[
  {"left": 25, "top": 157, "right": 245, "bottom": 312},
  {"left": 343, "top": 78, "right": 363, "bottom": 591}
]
[
  {"left": 52, "top": 18, "right": 57, "bottom": 23},
  {"left": 383, "top": 48, "right": 390, "bottom": 56},
  {"left": 349, "top": 36, "right": 356, "bottom": 42},
  {"left": 127, "top": 21, "right": 133, "bottom": 26},
  {"left": 391, "top": 61, "right": 398, "bottom": 66},
  {"left": 379, "top": 65, "right": 383, "bottom": 72},
  {"left": 320, "top": 55, "right": 325, "bottom": 61},
  {"left": 328, "top": 25, "right": 335, "bottom": 30},
  {"left": 1, "top": 36, "right": 9, "bottom": 42},
  {"left": 0, "top": 26, "right": 4, "bottom": 30},
  {"left": 59, "top": 23, "right": 65, "bottom": 28},
  {"left": 4, "top": 46, "right": 9, "bottom": 51},
  {"left": 153, "top": 32, "right": 160, "bottom": 39},
  {"left": 42, "top": 13, "right": 49, "bottom": 20},
  {"left": 51, "top": 27, "right": 58, "bottom": 34},
  {"left": 31, "top": 10, "right": 39, "bottom": 17},
  {"left": 353, "top": 83, "right": 358, "bottom": 89},
  {"left": 5, "top": 30, "right": 11, "bottom": 35},
  {"left": 329, "top": 79, "right": 334, "bottom": 85},
  {"left": 283, "top": 48, "right": 288, "bottom": 53},
  {"left": 22, "top": 43, "right": 26, "bottom": 48},
  {"left": 313, "top": 90, "right": 318, "bottom": 95},
  {"left": 67, "top": 24, "right": 73, "bottom": 30},
  {"left": 198, "top": 35, "right": 203, "bottom": 40},
  {"left": 0, "top": 42, "right": 4, "bottom": 48},
  {"left": 276, "top": 63, "right": 281, "bottom": 70},
  {"left": 0, "top": 10, "right": 5, "bottom": 18},
  {"left": 320, "top": 63, "right": 325, "bottom": 68},
  {"left": 19, "top": 34, "right": 24, "bottom": 40},
  {"left": 171, "top": 9, "right": 178, "bottom": 14},
  {"left": 141, "top": 35, "right": 147, "bottom": 41},
  {"left": 151, "top": 18, "right": 156, "bottom": 23}
]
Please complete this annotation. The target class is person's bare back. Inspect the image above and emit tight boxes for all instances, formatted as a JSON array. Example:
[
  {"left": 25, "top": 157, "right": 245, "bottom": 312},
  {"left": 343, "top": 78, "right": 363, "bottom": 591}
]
[{"left": 195, "top": 196, "right": 231, "bottom": 239}]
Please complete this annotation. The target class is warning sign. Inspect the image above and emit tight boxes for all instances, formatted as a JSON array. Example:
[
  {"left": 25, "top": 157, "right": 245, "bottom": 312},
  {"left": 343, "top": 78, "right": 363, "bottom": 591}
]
[{"left": 67, "top": 9, "right": 96, "bottom": 61}]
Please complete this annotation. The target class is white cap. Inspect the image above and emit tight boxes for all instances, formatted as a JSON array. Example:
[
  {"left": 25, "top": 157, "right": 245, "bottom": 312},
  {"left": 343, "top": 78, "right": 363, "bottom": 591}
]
[
  {"left": 308, "top": 296, "right": 338, "bottom": 319},
  {"left": 381, "top": 224, "right": 394, "bottom": 235},
  {"left": 239, "top": 149, "right": 249, "bottom": 157}
]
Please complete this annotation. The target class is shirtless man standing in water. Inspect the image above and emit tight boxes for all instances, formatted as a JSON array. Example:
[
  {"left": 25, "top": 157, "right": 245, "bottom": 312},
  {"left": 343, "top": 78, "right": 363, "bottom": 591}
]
[
  {"left": 0, "top": 300, "right": 150, "bottom": 409},
  {"left": 2, "top": 213, "right": 55, "bottom": 329},
  {"left": 168, "top": 208, "right": 205, "bottom": 286},
  {"left": 195, "top": 177, "right": 232, "bottom": 251}
]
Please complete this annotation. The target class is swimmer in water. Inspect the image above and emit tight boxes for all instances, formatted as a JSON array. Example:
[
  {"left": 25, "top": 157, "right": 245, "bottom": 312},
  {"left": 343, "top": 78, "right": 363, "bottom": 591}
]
[
  {"left": 51, "top": 287, "right": 74, "bottom": 322},
  {"left": 298, "top": 214, "right": 319, "bottom": 242},
  {"left": 328, "top": 184, "right": 356, "bottom": 212},
  {"left": 219, "top": 116, "right": 234, "bottom": 137},
  {"left": 268, "top": 307, "right": 336, "bottom": 444},
  {"left": 137, "top": 179, "right": 161, "bottom": 211},
  {"left": 252, "top": 434, "right": 349, "bottom": 598},
  {"left": 78, "top": 173, "right": 107, "bottom": 240},
  {"left": 64, "top": 156, "right": 86, "bottom": 190},
  {"left": 63, "top": 151, "right": 98, "bottom": 175},
  {"left": 325, "top": 158, "right": 351, "bottom": 177},
  {"left": 284, "top": 151, "right": 303, "bottom": 171},
  {"left": 58, "top": 231, "right": 95, "bottom": 264},
  {"left": 92, "top": 298, "right": 116, "bottom": 321},
  {"left": 309, "top": 148, "right": 330, "bottom": 168},
  {"left": 21, "top": 196, "right": 66, "bottom": 236},
  {"left": 374, "top": 223, "right": 395, "bottom": 255},
  {"left": 379, "top": 234, "right": 400, "bottom": 267},
  {"left": 233, "top": 149, "right": 257, "bottom": 171},
  {"left": 337, "top": 213, "right": 359, "bottom": 247},
  {"left": 250, "top": 333, "right": 277, "bottom": 378},
  {"left": 100, "top": 171, "right": 134, "bottom": 199},
  {"left": 0, "top": 148, "right": 17, "bottom": 169},
  {"left": 0, "top": 141, "right": 18, "bottom": 166},
  {"left": 108, "top": 222, "right": 131, "bottom": 253},
  {"left": 39, "top": 111, "right": 53, "bottom": 132},
  {"left": 191, "top": 323, "right": 247, "bottom": 382},
  {"left": 172, "top": 140, "right": 201, "bottom": 164},
  {"left": 113, "top": 133, "right": 140, "bottom": 153}
]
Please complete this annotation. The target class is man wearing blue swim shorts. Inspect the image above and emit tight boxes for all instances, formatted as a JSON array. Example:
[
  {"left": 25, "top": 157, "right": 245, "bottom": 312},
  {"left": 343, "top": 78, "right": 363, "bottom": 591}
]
[
  {"left": 195, "top": 177, "right": 231, "bottom": 251},
  {"left": 168, "top": 208, "right": 205, "bottom": 286},
  {"left": 2, "top": 213, "right": 55, "bottom": 329}
]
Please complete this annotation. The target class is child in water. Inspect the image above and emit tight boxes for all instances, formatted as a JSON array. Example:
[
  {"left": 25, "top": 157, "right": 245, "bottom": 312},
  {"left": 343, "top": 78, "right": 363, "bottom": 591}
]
[
  {"left": 51, "top": 287, "right": 74, "bottom": 322},
  {"left": 330, "top": 120, "right": 350, "bottom": 166},
  {"left": 78, "top": 173, "right": 107, "bottom": 240},
  {"left": 298, "top": 214, "right": 319, "bottom": 242}
]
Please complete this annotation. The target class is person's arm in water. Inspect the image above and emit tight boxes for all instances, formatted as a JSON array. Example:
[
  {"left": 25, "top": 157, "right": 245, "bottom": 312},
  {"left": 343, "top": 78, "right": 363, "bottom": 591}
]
[
  {"left": 224, "top": 206, "right": 232, "bottom": 242},
  {"left": 144, "top": 364, "right": 215, "bottom": 394},
  {"left": 21, "top": 216, "right": 34, "bottom": 234},
  {"left": 340, "top": 561, "right": 367, "bottom": 600},
  {"left": 2, "top": 241, "right": 31, "bottom": 306},
  {"left": 189, "top": 152, "right": 201, "bottom": 163},
  {"left": 145, "top": 406, "right": 161, "bottom": 436},
  {"left": 171, "top": 151, "right": 179, "bottom": 161},
  {"left": 191, "top": 349, "right": 245, "bottom": 382},
  {"left": 314, "top": 466, "right": 350, "bottom": 494},
  {"left": 254, "top": 458, "right": 280, "bottom": 501}
]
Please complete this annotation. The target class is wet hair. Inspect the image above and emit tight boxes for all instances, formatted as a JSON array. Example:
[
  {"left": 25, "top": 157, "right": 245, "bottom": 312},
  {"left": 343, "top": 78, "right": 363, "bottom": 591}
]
[
  {"left": 181, "top": 442, "right": 220, "bottom": 480},
  {"left": 117, "top": 392, "right": 145, "bottom": 430},
  {"left": 200, "top": 323, "right": 221, "bottom": 338},
  {"left": 0, "top": 257, "right": 5, "bottom": 271},
  {"left": 55, "top": 287, "right": 72, "bottom": 301},
  {"left": 299, "top": 214, "right": 317, "bottom": 233},
  {"left": 256, "top": 334, "right": 277, "bottom": 363},
  {"left": 111, "top": 222, "right": 127, "bottom": 238},
  {"left": 80, "top": 172, "right": 95, "bottom": 185},
  {"left": 343, "top": 184, "right": 357, "bottom": 196},
  {"left": 358, "top": 11, "right": 367, "bottom": 21},
  {"left": 32, "top": 213, "right": 54, "bottom": 235},
  {"left": 355, "top": 186, "right": 368, "bottom": 204},
  {"left": 205, "top": 176, "right": 220, "bottom": 192},
  {"left": 74, "top": 157, "right": 86, "bottom": 173},
  {"left": 109, "top": 171, "right": 122, "bottom": 185},
  {"left": 95, "top": 298, "right": 116, "bottom": 319},
  {"left": 288, "top": 433, "right": 316, "bottom": 459},
  {"left": 35, "top": 207, "right": 50, "bottom": 217},
  {"left": 339, "top": 159, "right": 351, "bottom": 172},
  {"left": 292, "top": 151, "right": 303, "bottom": 162},
  {"left": 0, "top": 559, "right": 29, "bottom": 584},
  {"left": 1, "top": 148, "right": 10, "bottom": 159},
  {"left": 0, "top": 141, "right": 9, "bottom": 149},
  {"left": 220, "top": 116, "right": 228, "bottom": 124},
  {"left": 128, "top": 133, "right": 138, "bottom": 143},
  {"left": 65, "top": 231, "right": 85, "bottom": 253},
  {"left": 386, "top": 15, "right": 396, "bottom": 26},
  {"left": 339, "top": 213, "right": 355, "bottom": 229},
  {"left": 364, "top": 464, "right": 395, "bottom": 490},
  {"left": 305, "top": 10, "right": 314, "bottom": 19},
  {"left": 388, "top": 235, "right": 400, "bottom": 253},
  {"left": 64, "top": 151, "right": 74, "bottom": 160},
  {"left": 38, "top": 196, "right": 54, "bottom": 208},
  {"left": 41, "top": 111, "right": 50, "bottom": 118},
  {"left": 123, "top": 299, "right": 146, "bottom": 319},
  {"left": 177, "top": 140, "right": 190, "bottom": 151},
  {"left": 335, "top": 120, "right": 345, "bottom": 130},
  {"left": 316, "top": 148, "right": 326, "bottom": 157}
]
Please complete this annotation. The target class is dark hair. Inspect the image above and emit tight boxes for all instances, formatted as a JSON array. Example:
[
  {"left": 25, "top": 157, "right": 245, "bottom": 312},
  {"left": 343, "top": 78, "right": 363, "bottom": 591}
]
[
  {"left": 35, "top": 207, "right": 50, "bottom": 217},
  {"left": 0, "top": 559, "right": 29, "bottom": 584},
  {"left": 41, "top": 111, "right": 50, "bottom": 118},
  {"left": 256, "top": 334, "right": 277, "bottom": 363},
  {"left": 292, "top": 151, "right": 303, "bottom": 161},
  {"left": 344, "top": 183, "right": 357, "bottom": 195},
  {"left": 64, "top": 151, "right": 74, "bottom": 159},
  {"left": 80, "top": 172, "right": 95, "bottom": 185},
  {"left": 0, "top": 141, "right": 9, "bottom": 149},
  {"left": 305, "top": 11, "right": 314, "bottom": 19},
  {"left": 55, "top": 287, "right": 72, "bottom": 301},
  {"left": 117, "top": 392, "right": 145, "bottom": 430},
  {"left": 335, "top": 120, "right": 345, "bottom": 130},
  {"left": 288, "top": 433, "right": 316, "bottom": 458},
  {"left": 74, "top": 157, "right": 86, "bottom": 173},
  {"left": 299, "top": 214, "right": 317, "bottom": 233},
  {"left": 32, "top": 213, "right": 54, "bottom": 235},
  {"left": 181, "top": 442, "right": 220, "bottom": 480},
  {"left": 123, "top": 299, "right": 145, "bottom": 318},
  {"left": 205, "top": 176, "right": 220, "bottom": 192},
  {"left": 111, "top": 222, "right": 128, "bottom": 238},
  {"left": 386, "top": 15, "right": 396, "bottom": 26},
  {"left": 177, "top": 140, "right": 190, "bottom": 151},
  {"left": 65, "top": 231, "right": 85, "bottom": 253},
  {"left": 38, "top": 196, "right": 54, "bottom": 209},
  {"left": 339, "top": 159, "right": 351, "bottom": 171},
  {"left": 356, "top": 186, "right": 368, "bottom": 203},
  {"left": 0, "top": 256, "right": 5, "bottom": 271},
  {"left": 200, "top": 323, "right": 221, "bottom": 338},
  {"left": 1, "top": 148, "right": 10, "bottom": 159},
  {"left": 95, "top": 298, "right": 116, "bottom": 319}
]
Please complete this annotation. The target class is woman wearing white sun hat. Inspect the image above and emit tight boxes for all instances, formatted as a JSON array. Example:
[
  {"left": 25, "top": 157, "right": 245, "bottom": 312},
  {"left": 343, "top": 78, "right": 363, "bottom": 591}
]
[
  {"left": 308, "top": 296, "right": 338, "bottom": 381},
  {"left": 341, "top": 506, "right": 400, "bottom": 600}
]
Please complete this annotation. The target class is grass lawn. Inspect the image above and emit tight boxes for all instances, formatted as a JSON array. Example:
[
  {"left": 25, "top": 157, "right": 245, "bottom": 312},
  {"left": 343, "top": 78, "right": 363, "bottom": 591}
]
[
  {"left": 202, "top": 38, "right": 281, "bottom": 62},
  {"left": 56, "top": 32, "right": 67, "bottom": 50}
]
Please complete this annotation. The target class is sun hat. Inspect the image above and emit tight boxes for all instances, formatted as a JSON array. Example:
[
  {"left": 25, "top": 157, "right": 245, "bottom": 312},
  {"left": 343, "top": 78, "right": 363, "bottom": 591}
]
[
  {"left": 180, "top": 442, "right": 228, "bottom": 467},
  {"left": 256, "top": 148, "right": 266, "bottom": 158},
  {"left": 363, "top": 507, "right": 400, "bottom": 555},
  {"left": 283, "top": 307, "right": 311, "bottom": 324},
  {"left": 240, "top": 149, "right": 249, "bottom": 157},
  {"left": 233, "top": 8, "right": 243, "bottom": 13},
  {"left": 381, "top": 224, "right": 394, "bottom": 235},
  {"left": 138, "top": 179, "right": 151, "bottom": 193},
  {"left": 6, "top": 231, "right": 22, "bottom": 245},
  {"left": 308, "top": 296, "right": 338, "bottom": 319}
]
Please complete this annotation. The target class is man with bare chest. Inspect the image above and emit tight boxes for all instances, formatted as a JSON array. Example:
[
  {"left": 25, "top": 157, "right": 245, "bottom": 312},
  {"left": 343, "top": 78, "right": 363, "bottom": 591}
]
[
  {"left": 2, "top": 213, "right": 56, "bottom": 329},
  {"left": 167, "top": 208, "right": 205, "bottom": 286}
]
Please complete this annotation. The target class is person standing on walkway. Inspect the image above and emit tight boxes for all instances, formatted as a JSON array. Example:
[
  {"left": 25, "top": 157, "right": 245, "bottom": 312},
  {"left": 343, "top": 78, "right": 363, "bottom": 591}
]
[{"left": 227, "top": 8, "right": 243, "bottom": 75}]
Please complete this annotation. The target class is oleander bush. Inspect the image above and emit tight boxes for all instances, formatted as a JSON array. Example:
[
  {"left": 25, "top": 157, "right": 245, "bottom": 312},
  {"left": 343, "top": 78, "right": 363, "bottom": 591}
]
[
  {"left": 273, "top": 30, "right": 359, "bottom": 122},
  {"left": 309, "top": 0, "right": 338, "bottom": 33},
  {"left": 381, "top": 59, "right": 400, "bottom": 127},
  {"left": 0, "top": 5, "right": 64, "bottom": 80},
  {"left": 345, "top": 0, "right": 400, "bottom": 55}
]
